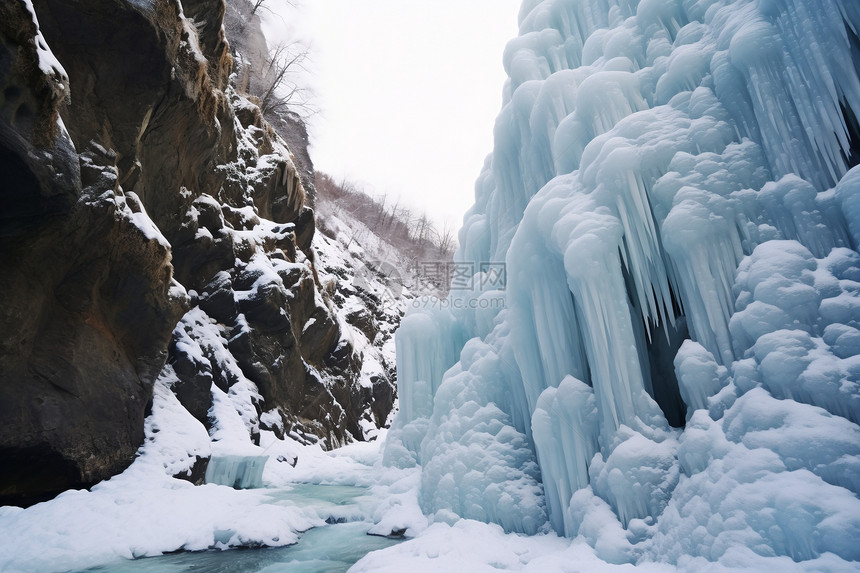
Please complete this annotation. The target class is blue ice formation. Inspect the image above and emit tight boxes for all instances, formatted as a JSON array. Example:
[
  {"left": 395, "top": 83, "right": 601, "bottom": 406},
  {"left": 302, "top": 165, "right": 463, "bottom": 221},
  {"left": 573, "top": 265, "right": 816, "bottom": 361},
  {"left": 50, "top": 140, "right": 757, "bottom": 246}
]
[
  {"left": 386, "top": 0, "right": 860, "bottom": 565},
  {"left": 205, "top": 455, "right": 268, "bottom": 489}
]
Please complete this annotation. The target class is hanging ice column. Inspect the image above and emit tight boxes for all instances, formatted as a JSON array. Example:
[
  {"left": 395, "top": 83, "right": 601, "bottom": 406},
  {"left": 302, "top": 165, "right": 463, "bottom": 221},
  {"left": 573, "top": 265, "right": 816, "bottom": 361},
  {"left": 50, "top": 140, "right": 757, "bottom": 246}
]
[
  {"left": 383, "top": 310, "right": 469, "bottom": 467},
  {"left": 510, "top": 178, "right": 668, "bottom": 446},
  {"left": 531, "top": 375, "right": 599, "bottom": 535}
]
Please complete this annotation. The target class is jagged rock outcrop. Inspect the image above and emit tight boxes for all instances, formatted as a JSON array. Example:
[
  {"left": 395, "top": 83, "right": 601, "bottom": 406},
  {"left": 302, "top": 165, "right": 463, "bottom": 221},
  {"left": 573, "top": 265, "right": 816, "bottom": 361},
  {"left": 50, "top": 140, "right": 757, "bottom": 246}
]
[
  {"left": 0, "top": 0, "right": 187, "bottom": 506},
  {"left": 0, "top": 0, "right": 397, "bottom": 506}
]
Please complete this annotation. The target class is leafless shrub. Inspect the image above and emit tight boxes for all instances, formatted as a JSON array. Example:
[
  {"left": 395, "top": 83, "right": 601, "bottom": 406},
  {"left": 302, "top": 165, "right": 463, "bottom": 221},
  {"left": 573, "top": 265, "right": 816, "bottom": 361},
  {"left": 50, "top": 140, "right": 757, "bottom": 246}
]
[
  {"left": 314, "top": 172, "right": 457, "bottom": 264},
  {"left": 250, "top": 0, "right": 294, "bottom": 16},
  {"left": 224, "top": 1, "right": 316, "bottom": 120},
  {"left": 252, "top": 42, "right": 315, "bottom": 118}
]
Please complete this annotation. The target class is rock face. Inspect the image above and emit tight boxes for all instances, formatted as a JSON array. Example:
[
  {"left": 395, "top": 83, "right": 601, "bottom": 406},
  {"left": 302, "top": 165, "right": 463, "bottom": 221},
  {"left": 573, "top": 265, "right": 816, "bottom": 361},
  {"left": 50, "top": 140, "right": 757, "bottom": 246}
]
[
  {"left": 0, "top": 0, "right": 187, "bottom": 506},
  {"left": 0, "top": 0, "right": 397, "bottom": 506}
]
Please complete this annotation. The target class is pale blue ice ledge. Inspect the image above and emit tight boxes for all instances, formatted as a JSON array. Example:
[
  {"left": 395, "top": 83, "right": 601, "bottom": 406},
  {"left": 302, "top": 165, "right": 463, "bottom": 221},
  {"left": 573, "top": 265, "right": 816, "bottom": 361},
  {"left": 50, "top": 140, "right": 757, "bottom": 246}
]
[{"left": 204, "top": 455, "right": 268, "bottom": 489}]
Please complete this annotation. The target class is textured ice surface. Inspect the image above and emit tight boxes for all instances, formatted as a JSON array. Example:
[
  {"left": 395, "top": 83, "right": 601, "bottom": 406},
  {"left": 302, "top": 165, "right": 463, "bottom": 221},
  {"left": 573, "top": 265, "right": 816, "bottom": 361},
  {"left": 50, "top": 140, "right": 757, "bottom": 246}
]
[
  {"left": 387, "top": 0, "right": 860, "bottom": 567},
  {"left": 418, "top": 336, "right": 546, "bottom": 534},
  {"left": 204, "top": 455, "right": 268, "bottom": 489},
  {"left": 532, "top": 376, "right": 599, "bottom": 535}
]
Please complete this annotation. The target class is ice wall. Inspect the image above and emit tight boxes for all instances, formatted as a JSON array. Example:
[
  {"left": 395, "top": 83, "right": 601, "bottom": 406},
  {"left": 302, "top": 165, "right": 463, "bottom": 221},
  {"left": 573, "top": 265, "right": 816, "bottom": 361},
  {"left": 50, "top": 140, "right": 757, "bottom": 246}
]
[
  {"left": 387, "top": 0, "right": 860, "bottom": 566},
  {"left": 205, "top": 455, "right": 269, "bottom": 489}
]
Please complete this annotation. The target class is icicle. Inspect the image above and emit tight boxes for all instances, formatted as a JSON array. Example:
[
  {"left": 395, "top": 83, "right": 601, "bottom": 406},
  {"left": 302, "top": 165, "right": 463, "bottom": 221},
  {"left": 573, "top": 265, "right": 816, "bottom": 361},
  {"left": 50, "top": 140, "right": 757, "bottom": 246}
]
[{"left": 532, "top": 376, "right": 600, "bottom": 535}]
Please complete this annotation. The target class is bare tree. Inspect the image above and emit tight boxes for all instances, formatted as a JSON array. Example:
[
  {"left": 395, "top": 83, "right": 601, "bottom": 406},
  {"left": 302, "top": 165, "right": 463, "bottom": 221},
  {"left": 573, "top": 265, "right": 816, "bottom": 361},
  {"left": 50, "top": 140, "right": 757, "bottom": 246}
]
[
  {"left": 313, "top": 171, "right": 458, "bottom": 290},
  {"left": 250, "top": 0, "right": 294, "bottom": 16},
  {"left": 382, "top": 197, "right": 400, "bottom": 233},
  {"left": 250, "top": 0, "right": 266, "bottom": 14},
  {"left": 414, "top": 213, "right": 429, "bottom": 244},
  {"left": 437, "top": 223, "right": 456, "bottom": 255},
  {"left": 249, "top": 41, "right": 315, "bottom": 118},
  {"left": 397, "top": 206, "right": 415, "bottom": 238},
  {"left": 374, "top": 194, "right": 388, "bottom": 229}
]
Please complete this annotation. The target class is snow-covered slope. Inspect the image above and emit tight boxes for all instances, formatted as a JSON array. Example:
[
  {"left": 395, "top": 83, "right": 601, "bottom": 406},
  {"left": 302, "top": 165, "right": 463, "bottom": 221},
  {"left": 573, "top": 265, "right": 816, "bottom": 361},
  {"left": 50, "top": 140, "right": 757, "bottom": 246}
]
[{"left": 387, "top": 0, "right": 860, "bottom": 567}]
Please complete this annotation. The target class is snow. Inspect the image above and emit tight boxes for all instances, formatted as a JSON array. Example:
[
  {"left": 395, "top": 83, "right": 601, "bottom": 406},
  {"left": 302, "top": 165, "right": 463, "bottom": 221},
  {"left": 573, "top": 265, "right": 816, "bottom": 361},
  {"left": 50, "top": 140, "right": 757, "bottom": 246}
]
[
  {"left": 118, "top": 191, "right": 172, "bottom": 249},
  {"left": 22, "top": 0, "right": 68, "bottom": 89},
  {"left": 352, "top": 520, "right": 573, "bottom": 573}
]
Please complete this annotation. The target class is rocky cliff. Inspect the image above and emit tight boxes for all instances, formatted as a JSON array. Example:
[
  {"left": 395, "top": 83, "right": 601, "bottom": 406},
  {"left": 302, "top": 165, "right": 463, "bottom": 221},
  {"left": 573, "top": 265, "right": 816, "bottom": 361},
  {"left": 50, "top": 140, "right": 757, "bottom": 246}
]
[{"left": 0, "top": 0, "right": 397, "bottom": 507}]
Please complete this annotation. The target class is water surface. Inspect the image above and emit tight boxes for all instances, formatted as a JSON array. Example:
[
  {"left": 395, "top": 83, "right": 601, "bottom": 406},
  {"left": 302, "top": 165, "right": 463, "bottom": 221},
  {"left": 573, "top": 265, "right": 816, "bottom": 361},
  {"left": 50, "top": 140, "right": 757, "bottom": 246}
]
[{"left": 75, "top": 484, "right": 399, "bottom": 573}]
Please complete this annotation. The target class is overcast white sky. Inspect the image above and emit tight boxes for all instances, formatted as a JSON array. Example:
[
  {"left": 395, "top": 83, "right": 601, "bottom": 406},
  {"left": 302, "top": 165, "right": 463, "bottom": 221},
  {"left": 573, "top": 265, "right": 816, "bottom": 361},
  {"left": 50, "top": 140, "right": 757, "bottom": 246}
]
[{"left": 260, "top": 0, "right": 521, "bottom": 230}]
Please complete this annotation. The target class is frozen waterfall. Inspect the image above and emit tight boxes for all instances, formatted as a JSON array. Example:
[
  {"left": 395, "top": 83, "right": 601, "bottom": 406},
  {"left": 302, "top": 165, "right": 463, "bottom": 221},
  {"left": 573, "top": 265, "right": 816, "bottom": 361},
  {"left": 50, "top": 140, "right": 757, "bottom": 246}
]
[
  {"left": 386, "top": 0, "right": 860, "bottom": 566},
  {"left": 205, "top": 456, "right": 269, "bottom": 489}
]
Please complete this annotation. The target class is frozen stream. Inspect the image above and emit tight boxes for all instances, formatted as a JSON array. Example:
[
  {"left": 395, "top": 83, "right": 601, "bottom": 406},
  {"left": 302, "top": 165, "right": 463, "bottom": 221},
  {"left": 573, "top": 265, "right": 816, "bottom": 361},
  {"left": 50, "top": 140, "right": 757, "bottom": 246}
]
[{"left": 71, "top": 484, "right": 401, "bottom": 573}]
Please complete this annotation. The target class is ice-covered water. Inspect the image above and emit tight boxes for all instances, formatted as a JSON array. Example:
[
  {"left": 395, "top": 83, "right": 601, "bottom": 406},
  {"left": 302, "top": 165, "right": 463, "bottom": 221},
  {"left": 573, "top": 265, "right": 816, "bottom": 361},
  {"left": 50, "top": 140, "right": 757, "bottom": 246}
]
[
  {"left": 69, "top": 484, "right": 400, "bottom": 573},
  {"left": 72, "top": 522, "right": 398, "bottom": 573},
  {"left": 205, "top": 456, "right": 269, "bottom": 489}
]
